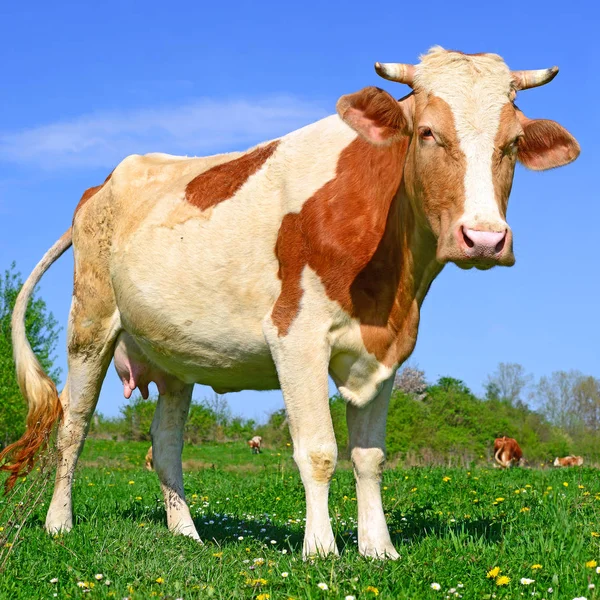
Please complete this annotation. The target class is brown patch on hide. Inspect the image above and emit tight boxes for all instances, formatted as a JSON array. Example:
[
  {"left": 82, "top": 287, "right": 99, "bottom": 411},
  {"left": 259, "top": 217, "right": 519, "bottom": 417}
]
[
  {"left": 185, "top": 141, "right": 279, "bottom": 210},
  {"left": 74, "top": 172, "right": 113, "bottom": 217}
]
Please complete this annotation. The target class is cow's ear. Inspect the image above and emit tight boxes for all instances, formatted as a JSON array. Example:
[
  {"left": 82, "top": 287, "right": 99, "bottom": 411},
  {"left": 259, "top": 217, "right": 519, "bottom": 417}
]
[
  {"left": 516, "top": 109, "right": 580, "bottom": 170},
  {"left": 337, "top": 87, "right": 413, "bottom": 145}
]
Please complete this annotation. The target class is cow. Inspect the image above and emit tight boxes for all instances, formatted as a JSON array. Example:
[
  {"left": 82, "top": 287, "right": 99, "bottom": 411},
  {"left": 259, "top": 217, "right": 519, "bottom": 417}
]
[
  {"left": 0, "top": 47, "right": 579, "bottom": 560},
  {"left": 494, "top": 436, "right": 523, "bottom": 469},
  {"left": 145, "top": 446, "right": 154, "bottom": 471},
  {"left": 248, "top": 436, "right": 263, "bottom": 454},
  {"left": 554, "top": 455, "right": 584, "bottom": 467}
]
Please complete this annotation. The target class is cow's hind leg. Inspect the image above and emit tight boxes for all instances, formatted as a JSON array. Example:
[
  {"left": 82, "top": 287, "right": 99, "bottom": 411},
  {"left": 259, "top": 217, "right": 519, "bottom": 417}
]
[
  {"left": 46, "top": 312, "right": 120, "bottom": 534},
  {"left": 264, "top": 317, "right": 338, "bottom": 558},
  {"left": 346, "top": 377, "right": 399, "bottom": 559},
  {"left": 151, "top": 381, "right": 199, "bottom": 540}
]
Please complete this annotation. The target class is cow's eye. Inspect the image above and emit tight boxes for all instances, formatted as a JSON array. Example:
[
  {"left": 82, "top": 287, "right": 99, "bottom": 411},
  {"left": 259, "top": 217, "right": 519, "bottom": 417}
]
[
  {"left": 505, "top": 136, "right": 522, "bottom": 154},
  {"left": 419, "top": 127, "right": 434, "bottom": 140}
]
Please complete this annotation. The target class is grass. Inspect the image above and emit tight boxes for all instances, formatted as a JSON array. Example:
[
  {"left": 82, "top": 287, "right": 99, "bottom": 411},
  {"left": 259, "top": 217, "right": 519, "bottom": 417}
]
[{"left": 1, "top": 440, "right": 600, "bottom": 599}]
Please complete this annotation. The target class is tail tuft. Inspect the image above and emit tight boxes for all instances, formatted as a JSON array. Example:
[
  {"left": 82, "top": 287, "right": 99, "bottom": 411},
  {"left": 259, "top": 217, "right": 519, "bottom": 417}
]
[{"left": 0, "top": 230, "right": 71, "bottom": 493}]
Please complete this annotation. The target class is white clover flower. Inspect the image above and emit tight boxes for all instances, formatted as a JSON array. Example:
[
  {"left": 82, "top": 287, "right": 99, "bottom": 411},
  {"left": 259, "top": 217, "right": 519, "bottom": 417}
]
[
  {"left": 50, "top": 578, "right": 58, "bottom": 584},
  {"left": 449, "top": 588, "right": 456, "bottom": 594},
  {"left": 281, "top": 572, "right": 289, "bottom": 578},
  {"left": 105, "top": 580, "right": 111, "bottom": 586},
  {"left": 318, "top": 582, "right": 329, "bottom": 590},
  {"left": 345, "top": 596, "right": 356, "bottom": 600},
  {"left": 431, "top": 583, "right": 441, "bottom": 590},
  {"left": 95, "top": 574, "right": 104, "bottom": 581},
  {"left": 589, "top": 584, "right": 596, "bottom": 589},
  {"left": 238, "top": 536, "right": 244, "bottom": 540},
  {"left": 520, "top": 578, "right": 535, "bottom": 585},
  {"left": 548, "top": 588, "right": 553, "bottom": 593}
]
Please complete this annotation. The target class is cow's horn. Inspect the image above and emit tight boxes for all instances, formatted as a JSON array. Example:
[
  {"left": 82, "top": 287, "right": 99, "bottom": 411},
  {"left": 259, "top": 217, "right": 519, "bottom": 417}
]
[
  {"left": 512, "top": 67, "right": 559, "bottom": 90},
  {"left": 374, "top": 62, "right": 415, "bottom": 86}
]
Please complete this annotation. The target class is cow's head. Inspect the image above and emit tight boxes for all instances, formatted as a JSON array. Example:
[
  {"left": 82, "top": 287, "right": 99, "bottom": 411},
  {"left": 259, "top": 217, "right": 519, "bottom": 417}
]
[{"left": 337, "top": 47, "right": 580, "bottom": 269}]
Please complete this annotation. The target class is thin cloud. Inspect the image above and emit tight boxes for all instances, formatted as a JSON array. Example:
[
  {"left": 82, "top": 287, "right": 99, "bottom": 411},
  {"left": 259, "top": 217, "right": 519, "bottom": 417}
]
[{"left": 0, "top": 96, "right": 328, "bottom": 170}]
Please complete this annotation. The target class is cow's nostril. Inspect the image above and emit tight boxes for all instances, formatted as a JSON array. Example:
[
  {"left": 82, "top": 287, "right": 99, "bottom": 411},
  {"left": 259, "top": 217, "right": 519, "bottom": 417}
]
[
  {"left": 461, "top": 227, "right": 475, "bottom": 248},
  {"left": 494, "top": 233, "right": 506, "bottom": 254}
]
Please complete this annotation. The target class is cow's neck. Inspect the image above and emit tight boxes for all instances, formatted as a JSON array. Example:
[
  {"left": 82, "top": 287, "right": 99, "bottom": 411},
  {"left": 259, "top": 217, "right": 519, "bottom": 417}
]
[{"left": 351, "top": 143, "right": 442, "bottom": 369}]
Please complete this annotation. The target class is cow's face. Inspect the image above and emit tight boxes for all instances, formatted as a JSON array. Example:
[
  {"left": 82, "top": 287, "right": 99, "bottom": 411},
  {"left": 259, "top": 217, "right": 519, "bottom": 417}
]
[{"left": 337, "top": 48, "right": 580, "bottom": 270}]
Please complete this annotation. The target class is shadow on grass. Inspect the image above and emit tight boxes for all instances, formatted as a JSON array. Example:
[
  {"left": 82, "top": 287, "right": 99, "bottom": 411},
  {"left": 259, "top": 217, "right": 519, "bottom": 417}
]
[
  {"left": 388, "top": 505, "right": 504, "bottom": 545},
  {"left": 113, "top": 502, "right": 305, "bottom": 551}
]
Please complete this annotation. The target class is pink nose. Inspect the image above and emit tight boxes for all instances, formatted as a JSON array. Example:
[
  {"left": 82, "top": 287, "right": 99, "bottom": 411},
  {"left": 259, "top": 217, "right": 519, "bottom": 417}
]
[{"left": 461, "top": 227, "right": 507, "bottom": 258}]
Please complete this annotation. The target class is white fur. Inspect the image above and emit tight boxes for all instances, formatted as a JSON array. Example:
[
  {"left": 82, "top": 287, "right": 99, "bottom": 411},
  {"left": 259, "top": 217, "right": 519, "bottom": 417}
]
[{"left": 416, "top": 47, "right": 513, "bottom": 231}]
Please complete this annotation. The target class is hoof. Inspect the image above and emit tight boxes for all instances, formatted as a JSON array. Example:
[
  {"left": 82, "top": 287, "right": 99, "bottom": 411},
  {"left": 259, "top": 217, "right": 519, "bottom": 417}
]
[{"left": 360, "top": 544, "right": 400, "bottom": 560}]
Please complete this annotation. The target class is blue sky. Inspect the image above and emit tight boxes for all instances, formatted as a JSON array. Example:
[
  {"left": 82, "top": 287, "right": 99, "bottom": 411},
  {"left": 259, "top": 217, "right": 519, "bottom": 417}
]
[{"left": 0, "top": 0, "right": 597, "bottom": 421}]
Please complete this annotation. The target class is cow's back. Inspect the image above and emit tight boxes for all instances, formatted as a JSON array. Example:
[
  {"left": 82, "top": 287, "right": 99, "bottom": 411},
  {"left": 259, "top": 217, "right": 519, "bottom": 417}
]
[{"left": 72, "top": 115, "right": 359, "bottom": 391}]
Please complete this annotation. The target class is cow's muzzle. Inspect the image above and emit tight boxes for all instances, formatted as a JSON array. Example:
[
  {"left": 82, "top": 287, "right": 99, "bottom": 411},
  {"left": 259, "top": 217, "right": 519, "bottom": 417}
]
[{"left": 437, "top": 222, "right": 515, "bottom": 269}]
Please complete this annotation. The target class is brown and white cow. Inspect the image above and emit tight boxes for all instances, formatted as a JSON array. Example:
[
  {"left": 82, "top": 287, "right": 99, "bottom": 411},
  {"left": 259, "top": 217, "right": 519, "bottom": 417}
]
[
  {"left": 554, "top": 455, "right": 584, "bottom": 467},
  {"left": 494, "top": 436, "right": 524, "bottom": 468},
  {"left": 248, "top": 436, "right": 263, "bottom": 454},
  {"left": 145, "top": 446, "right": 154, "bottom": 471},
  {"left": 1, "top": 47, "right": 579, "bottom": 559}
]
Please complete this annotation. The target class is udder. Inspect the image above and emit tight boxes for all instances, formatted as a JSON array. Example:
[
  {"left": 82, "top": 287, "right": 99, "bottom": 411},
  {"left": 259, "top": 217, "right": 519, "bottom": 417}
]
[{"left": 113, "top": 332, "right": 172, "bottom": 399}]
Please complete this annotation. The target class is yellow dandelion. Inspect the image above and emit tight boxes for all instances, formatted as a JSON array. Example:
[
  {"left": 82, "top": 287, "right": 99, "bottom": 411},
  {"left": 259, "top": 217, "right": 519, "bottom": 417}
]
[
  {"left": 257, "top": 595, "right": 270, "bottom": 600},
  {"left": 586, "top": 560, "right": 598, "bottom": 568},
  {"left": 495, "top": 497, "right": 505, "bottom": 502},
  {"left": 592, "top": 532, "right": 600, "bottom": 538},
  {"left": 487, "top": 567, "right": 501, "bottom": 578},
  {"left": 442, "top": 476, "right": 451, "bottom": 482},
  {"left": 128, "top": 480, "right": 135, "bottom": 485},
  {"left": 563, "top": 482, "right": 569, "bottom": 487},
  {"left": 520, "top": 507, "right": 531, "bottom": 513},
  {"left": 579, "top": 485, "right": 585, "bottom": 489},
  {"left": 531, "top": 564, "right": 542, "bottom": 570},
  {"left": 213, "top": 552, "right": 223, "bottom": 558},
  {"left": 495, "top": 576, "right": 510, "bottom": 586},
  {"left": 365, "top": 586, "right": 379, "bottom": 595},
  {"left": 155, "top": 577, "right": 165, "bottom": 584}
]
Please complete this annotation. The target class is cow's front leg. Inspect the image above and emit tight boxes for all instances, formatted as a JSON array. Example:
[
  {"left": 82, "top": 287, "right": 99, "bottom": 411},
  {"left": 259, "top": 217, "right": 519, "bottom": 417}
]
[
  {"left": 264, "top": 317, "right": 338, "bottom": 558},
  {"left": 346, "top": 377, "right": 399, "bottom": 559}
]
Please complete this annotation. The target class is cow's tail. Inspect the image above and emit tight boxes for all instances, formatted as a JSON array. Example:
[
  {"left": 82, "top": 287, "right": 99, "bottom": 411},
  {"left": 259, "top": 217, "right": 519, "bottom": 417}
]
[{"left": 0, "top": 229, "right": 73, "bottom": 492}]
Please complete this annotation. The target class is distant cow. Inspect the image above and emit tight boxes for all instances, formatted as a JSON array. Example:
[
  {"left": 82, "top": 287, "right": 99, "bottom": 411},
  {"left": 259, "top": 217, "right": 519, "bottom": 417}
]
[
  {"left": 554, "top": 455, "right": 584, "bottom": 467},
  {"left": 145, "top": 446, "right": 154, "bottom": 471},
  {"left": 248, "top": 436, "right": 262, "bottom": 454},
  {"left": 494, "top": 437, "right": 523, "bottom": 468}
]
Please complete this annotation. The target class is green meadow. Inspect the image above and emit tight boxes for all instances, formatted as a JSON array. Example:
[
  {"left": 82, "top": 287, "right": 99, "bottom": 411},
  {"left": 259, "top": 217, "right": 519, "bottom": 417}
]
[{"left": 1, "top": 440, "right": 600, "bottom": 599}]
